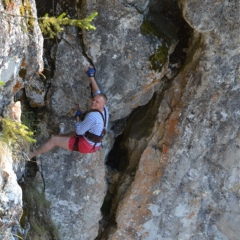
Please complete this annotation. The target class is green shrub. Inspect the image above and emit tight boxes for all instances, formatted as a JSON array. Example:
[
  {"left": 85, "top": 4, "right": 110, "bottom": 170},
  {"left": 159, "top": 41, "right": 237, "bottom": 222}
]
[
  {"left": 0, "top": 117, "right": 36, "bottom": 149},
  {"left": 39, "top": 12, "right": 98, "bottom": 38}
]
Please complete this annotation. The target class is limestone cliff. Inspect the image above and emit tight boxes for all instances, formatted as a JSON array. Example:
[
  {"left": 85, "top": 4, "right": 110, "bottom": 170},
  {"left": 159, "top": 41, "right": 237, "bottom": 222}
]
[
  {"left": 0, "top": 0, "right": 239, "bottom": 239},
  {"left": 0, "top": 0, "right": 43, "bottom": 239}
]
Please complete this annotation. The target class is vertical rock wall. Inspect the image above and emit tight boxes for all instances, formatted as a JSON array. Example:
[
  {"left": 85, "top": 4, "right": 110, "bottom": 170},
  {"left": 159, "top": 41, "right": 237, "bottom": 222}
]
[
  {"left": 105, "top": 0, "right": 240, "bottom": 239},
  {"left": 0, "top": 0, "right": 239, "bottom": 239},
  {"left": 0, "top": 147, "right": 23, "bottom": 240},
  {"left": 0, "top": 0, "right": 43, "bottom": 239},
  {"left": 29, "top": 0, "right": 180, "bottom": 239},
  {"left": 0, "top": 0, "right": 44, "bottom": 110}
]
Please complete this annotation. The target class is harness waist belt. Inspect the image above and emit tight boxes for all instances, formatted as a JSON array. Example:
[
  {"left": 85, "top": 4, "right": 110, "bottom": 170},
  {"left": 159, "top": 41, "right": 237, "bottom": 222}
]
[
  {"left": 73, "top": 136, "right": 80, "bottom": 151},
  {"left": 84, "top": 130, "right": 105, "bottom": 143}
]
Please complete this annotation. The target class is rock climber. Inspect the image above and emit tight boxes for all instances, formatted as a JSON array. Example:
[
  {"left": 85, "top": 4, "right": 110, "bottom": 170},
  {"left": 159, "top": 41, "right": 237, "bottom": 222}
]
[{"left": 29, "top": 66, "right": 109, "bottom": 159}]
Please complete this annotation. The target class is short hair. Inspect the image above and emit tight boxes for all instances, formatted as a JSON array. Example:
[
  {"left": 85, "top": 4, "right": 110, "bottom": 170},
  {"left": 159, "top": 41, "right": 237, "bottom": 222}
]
[{"left": 98, "top": 93, "right": 108, "bottom": 103}]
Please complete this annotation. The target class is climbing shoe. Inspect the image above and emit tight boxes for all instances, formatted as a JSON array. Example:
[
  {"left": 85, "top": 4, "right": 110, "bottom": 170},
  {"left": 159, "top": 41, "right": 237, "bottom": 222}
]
[{"left": 59, "top": 123, "right": 65, "bottom": 134}]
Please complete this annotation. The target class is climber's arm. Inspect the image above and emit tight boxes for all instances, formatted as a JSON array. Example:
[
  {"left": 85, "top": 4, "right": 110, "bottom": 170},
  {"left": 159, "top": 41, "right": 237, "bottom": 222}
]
[
  {"left": 86, "top": 66, "right": 99, "bottom": 92},
  {"left": 75, "top": 114, "right": 93, "bottom": 135},
  {"left": 89, "top": 76, "right": 99, "bottom": 92}
]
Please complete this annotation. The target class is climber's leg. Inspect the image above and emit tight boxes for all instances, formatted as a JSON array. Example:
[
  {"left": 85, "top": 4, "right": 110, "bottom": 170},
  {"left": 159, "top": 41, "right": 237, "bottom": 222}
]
[{"left": 29, "top": 135, "right": 71, "bottom": 159}]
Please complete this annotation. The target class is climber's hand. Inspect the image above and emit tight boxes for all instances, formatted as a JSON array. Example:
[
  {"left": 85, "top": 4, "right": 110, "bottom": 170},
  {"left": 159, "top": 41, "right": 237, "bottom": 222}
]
[
  {"left": 85, "top": 66, "right": 96, "bottom": 77},
  {"left": 75, "top": 110, "right": 82, "bottom": 117}
]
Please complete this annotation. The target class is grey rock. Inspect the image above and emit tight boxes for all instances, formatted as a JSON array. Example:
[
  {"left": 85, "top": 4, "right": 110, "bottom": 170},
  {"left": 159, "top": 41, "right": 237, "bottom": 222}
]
[
  {"left": 0, "top": 0, "right": 239, "bottom": 239},
  {"left": 107, "top": 1, "right": 240, "bottom": 240}
]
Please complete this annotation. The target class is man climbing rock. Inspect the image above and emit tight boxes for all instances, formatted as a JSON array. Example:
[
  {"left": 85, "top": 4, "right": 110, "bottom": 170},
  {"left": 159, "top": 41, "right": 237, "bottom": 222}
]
[{"left": 29, "top": 66, "right": 109, "bottom": 159}]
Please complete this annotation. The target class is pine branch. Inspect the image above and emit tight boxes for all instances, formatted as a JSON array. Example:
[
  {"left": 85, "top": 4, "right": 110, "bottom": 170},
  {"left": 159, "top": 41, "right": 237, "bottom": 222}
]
[{"left": 0, "top": 10, "right": 98, "bottom": 38}]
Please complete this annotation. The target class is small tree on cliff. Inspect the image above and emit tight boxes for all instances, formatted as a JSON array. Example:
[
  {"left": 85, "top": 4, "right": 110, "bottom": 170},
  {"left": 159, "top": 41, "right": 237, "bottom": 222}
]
[
  {"left": 39, "top": 12, "right": 98, "bottom": 39},
  {"left": 0, "top": 7, "right": 98, "bottom": 39}
]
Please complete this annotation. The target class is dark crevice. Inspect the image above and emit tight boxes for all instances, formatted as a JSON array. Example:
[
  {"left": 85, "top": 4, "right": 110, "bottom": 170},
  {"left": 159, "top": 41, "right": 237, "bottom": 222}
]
[
  {"left": 168, "top": 15, "right": 193, "bottom": 71},
  {"left": 106, "top": 133, "right": 129, "bottom": 171},
  {"left": 96, "top": 1, "right": 192, "bottom": 238},
  {"left": 96, "top": 87, "right": 168, "bottom": 239},
  {"left": 18, "top": 162, "right": 60, "bottom": 240},
  {"left": 142, "top": 0, "right": 192, "bottom": 76}
]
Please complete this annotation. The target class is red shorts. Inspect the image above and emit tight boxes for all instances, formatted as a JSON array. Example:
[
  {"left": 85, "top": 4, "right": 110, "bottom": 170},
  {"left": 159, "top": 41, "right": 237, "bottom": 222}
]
[{"left": 69, "top": 136, "right": 100, "bottom": 154}]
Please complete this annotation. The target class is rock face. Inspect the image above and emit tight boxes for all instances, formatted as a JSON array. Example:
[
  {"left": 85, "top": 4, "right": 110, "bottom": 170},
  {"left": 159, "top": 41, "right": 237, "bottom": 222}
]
[
  {"left": 0, "top": 0, "right": 44, "bottom": 111},
  {"left": 0, "top": 147, "right": 23, "bottom": 240},
  {"left": 83, "top": 0, "right": 178, "bottom": 121},
  {"left": 0, "top": 0, "right": 43, "bottom": 239},
  {"left": 0, "top": 0, "right": 239, "bottom": 239},
  {"left": 105, "top": 1, "right": 240, "bottom": 239}
]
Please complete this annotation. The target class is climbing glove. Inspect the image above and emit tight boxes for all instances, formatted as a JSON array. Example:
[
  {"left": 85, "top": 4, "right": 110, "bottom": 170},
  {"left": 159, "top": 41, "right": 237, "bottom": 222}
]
[
  {"left": 86, "top": 67, "right": 96, "bottom": 77},
  {"left": 75, "top": 110, "right": 82, "bottom": 117}
]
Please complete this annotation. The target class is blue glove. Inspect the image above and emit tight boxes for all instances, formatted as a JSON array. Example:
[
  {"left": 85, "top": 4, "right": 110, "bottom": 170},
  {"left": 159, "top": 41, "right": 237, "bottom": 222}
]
[
  {"left": 86, "top": 67, "right": 96, "bottom": 77},
  {"left": 75, "top": 110, "right": 82, "bottom": 117}
]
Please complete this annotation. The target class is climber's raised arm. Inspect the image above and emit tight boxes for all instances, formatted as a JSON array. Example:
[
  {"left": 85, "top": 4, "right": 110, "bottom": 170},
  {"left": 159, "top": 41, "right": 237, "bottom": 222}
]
[{"left": 85, "top": 66, "right": 99, "bottom": 92}]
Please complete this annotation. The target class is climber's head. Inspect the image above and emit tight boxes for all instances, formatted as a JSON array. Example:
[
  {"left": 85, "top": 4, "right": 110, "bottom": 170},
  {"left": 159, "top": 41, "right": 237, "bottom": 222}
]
[{"left": 91, "top": 94, "right": 107, "bottom": 111}]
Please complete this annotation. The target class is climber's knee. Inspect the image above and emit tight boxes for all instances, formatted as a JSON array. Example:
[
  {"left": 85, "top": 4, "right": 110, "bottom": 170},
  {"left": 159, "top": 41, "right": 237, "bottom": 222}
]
[{"left": 49, "top": 135, "right": 71, "bottom": 151}]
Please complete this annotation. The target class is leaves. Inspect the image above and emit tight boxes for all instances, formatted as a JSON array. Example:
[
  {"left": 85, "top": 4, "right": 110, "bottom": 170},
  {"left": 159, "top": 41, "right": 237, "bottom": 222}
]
[
  {"left": 0, "top": 117, "right": 36, "bottom": 146},
  {"left": 0, "top": 81, "right": 5, "bottom": 87},
  {"left": 39, "top": 12, "right": 98, "bottom": 39}
]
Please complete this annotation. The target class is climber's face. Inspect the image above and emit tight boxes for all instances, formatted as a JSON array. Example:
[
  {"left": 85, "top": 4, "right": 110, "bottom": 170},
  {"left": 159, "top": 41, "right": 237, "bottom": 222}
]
[{"left": 91, "top": 95, "right": 105, "bottom": 111}]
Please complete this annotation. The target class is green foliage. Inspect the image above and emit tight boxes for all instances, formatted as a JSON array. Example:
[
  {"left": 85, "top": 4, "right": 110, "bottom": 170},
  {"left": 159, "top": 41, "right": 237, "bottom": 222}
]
[
  {"left": 0, "top": 117, "right": 36, "bottom": 147},
  {"left": 21, "top": 109, "right": 39, "bottom": 136},
  {"left": 39, "top": 12, "right": 98, "bottom": 39},
  {"left": 19, "top": 0, "right": 34, "bottom": 31},
  {"left": 1, "top": 6, "right": 98, "bottom": 38},
  {"left": 141, "top": 20, "right": 169, "bottom": 72},
  {"left": 0, "top": 81, "right": 4, "bottom": 87},
  {"left": 141, "top": 20, "right": 160, "bottom": 37},
  {"left": 149, "top": 44, "right": 168, "bottom": 72}
]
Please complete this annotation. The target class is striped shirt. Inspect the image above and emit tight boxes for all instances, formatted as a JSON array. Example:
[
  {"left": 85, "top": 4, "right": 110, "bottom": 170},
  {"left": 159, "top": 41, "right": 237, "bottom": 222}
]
[{"left": 75, "top": 90, "right": 109, "bottom": 146}]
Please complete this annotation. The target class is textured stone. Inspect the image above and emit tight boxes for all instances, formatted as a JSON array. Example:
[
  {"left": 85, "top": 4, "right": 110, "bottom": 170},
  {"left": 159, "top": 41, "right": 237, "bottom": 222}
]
[
  {"left": 0, "top": 0, "right": 44, "bottom": 111},
  {"left": 0, "top": 0, "right": 239, "bottom": 239},
  {"left": 0, "top": 145, "right": 23, "bottom": 240},
  {"left": 83, "top": 0, "right": 176, "bottom": 121},
  {"left": 3, "top": 101, "right": 21, "bottom": 122},
  {"left": 106, "top": 1, "right": 240, "bottom": 239},
  {"left": 35, "top": 147, "right": 108, "bottom": 240},
  {"left": 0, "top": 0, "right": 43, "bottom": 238}
]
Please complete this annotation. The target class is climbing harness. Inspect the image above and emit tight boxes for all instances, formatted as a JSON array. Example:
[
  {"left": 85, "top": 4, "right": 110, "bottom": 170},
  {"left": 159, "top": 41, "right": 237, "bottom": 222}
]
[{"left": 73, "top": 108, "right": 107, "bottom": 151}]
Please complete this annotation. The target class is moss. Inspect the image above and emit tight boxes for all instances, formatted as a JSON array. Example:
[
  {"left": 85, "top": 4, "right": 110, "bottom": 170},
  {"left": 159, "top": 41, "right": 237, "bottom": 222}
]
[
  {"left": 19, "top": 5, "right": 25, "bottom": 16},
  {"left": 19, "top": 0, "right": 35, "bottom": 31},
  {"left": 141, "top": 20, "right": 160, "bottom": 37},
  {"left": 141, "top": 20, "right": 169, "bottom": 72},
  {"left": 149, "top": 44, "right": 168, "bottom": 72}
]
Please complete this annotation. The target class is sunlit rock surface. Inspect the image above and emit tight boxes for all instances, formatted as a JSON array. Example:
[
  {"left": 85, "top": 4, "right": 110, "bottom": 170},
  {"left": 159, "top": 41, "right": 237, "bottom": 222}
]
[
  {"left": 0, "top": 0, "right": 43, "bottom": 111},
  {"left": 0, "top": 0, "right": 239, "bottom": 239},
  {"left": 0, "top": 0, "right": 43, "bottom": 238},
  {"left": 106, "top": 1, "right": 240, "bottom": 239}
]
